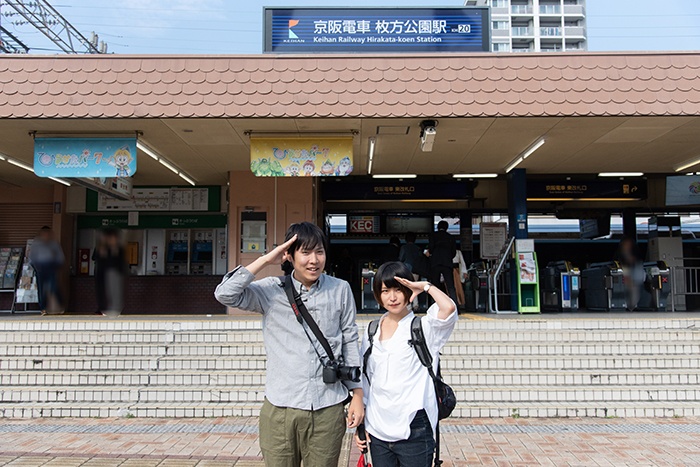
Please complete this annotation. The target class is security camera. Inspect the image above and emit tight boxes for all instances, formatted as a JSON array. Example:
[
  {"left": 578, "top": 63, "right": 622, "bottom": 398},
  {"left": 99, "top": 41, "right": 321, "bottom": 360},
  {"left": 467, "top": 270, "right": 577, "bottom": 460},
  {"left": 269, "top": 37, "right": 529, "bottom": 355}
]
[
  {"left": 420, "top": 120, "right": 437, "bottom": 152},
  {"left": 420, "top": 127, "right": 436, "bottom": 152}
]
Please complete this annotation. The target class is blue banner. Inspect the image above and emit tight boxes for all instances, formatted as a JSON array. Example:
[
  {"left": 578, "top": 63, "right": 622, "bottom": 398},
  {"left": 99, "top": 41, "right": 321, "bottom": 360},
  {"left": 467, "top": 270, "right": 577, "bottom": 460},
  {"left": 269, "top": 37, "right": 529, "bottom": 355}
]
[
  {"left": 264, "top": 8, "right": 490, "bottom": 53},
  {"left": 34, "top": 137, "right": 137, "bottom": 178}
]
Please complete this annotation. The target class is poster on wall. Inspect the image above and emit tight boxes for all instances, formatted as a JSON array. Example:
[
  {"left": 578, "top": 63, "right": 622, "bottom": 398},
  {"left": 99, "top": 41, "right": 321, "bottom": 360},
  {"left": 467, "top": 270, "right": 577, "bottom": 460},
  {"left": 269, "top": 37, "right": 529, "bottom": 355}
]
[
  {"left": 15, "top": 240, "right": 38, "bottom": 304},
  {"left": 34, "top": 137, "right": 137, "bottom": 178},
  {"left": 250, "top": 137, "right": 353, "bottom": 177},
  {"left": 480, "top": 222, "right": 507, "bottom": 260},
  {"left": 666, "top": 175, "right": 700, "bottom": 206}
]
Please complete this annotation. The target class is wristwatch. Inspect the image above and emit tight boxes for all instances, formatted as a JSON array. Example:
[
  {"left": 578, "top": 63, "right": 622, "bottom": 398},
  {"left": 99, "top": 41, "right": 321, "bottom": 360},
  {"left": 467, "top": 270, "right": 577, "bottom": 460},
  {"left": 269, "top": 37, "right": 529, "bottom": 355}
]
[{"left": 423, "top": 282, "right": 432, "bottom": 293}]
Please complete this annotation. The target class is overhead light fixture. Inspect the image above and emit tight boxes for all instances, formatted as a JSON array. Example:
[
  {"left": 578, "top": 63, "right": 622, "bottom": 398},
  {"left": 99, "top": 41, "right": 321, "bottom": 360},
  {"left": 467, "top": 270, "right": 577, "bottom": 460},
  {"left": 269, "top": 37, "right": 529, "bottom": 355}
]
[
  {"left": 453, "top": 173, "right": 498, "bottom": 178},
  {"left": 2, "top": 154, "right": 70, "bottom": 186},
  {"left": 367, "top": 137, "right": 376, "bottom": 175},
  {"left": 136, "top": 141, "right": 160, "bottom": 161},
  {"left": 137, "top": 139, "right": 197, "bottom": 185},
  {"left": 178, "top": 172, "right": 196, "bottom": 186},
  {"left": 419, "top": 120, "right": 437, "bottom": 152},
  {"left": 372, "top": 174, "right": 417, "bottom": 179},
  {"left": 7, "top": 158, "right": 33, "bottom": 172},
  {"left": 48, "top": 176, "right": 71, "bottom": 187},
  {"left": 158, "top": 158, "right": 180, "bottom": 174},
  {"left": 505, "top": 138, "right": 545, "bottom": 173},
  {"left": 675, "top": 156, "right": 700, "bottom": 172},
  {"left": 598, "top": 172, "right": 644, "bottom": 177}
]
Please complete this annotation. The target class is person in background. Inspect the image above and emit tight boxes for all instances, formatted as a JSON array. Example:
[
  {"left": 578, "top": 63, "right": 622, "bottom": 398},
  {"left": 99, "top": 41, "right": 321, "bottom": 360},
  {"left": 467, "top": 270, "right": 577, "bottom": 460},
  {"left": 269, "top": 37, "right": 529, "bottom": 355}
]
[
  {"left": 615, "top": 237, "right": 644, "bottom": 310},
  {"left": 29, "top": 226, "right": 64, "bottom": 315},
  {"left": 383, "top": 236, "right": 402, "bottom": 264},
  {"left": 399, "top": 232, "right": 424, "bottom": 310},
  {"left": 452, "top": 249, "right": 468, "bottom": 309},
  {"left": 214, "top": 222, "right": 363, "bottom": 467},
  {"left": 355, "top": 261, "right": 457, "bottom": 466},
  {"left": 92, "top": 227, "right": 127, "bottom": 317},
  {"left": 426, "top": 220, "right": 458, "bottom": 305}
]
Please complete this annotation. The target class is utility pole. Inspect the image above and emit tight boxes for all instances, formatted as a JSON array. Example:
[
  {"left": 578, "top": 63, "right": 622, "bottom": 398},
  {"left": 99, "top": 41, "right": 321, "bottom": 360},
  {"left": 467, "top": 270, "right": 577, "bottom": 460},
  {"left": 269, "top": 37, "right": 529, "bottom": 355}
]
[{"left": 1, "top": 0, "right": 104, "bottom": 54}]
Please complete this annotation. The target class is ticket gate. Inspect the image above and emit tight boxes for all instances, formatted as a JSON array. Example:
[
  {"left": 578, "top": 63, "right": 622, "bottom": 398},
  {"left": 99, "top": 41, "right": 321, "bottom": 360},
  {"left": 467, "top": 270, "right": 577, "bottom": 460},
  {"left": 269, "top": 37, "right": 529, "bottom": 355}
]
[
  {"left": 637, "top": 261, "right": 671, "bottom": 311},
  {"left": 541, "top": 260, "right": 580, "bottom": 312},
  {"left": 581, "top": 261, "right": 627, "bottom": 311},
  {"left": 464, "top": 261, "right": 489, "bottom": 312}
]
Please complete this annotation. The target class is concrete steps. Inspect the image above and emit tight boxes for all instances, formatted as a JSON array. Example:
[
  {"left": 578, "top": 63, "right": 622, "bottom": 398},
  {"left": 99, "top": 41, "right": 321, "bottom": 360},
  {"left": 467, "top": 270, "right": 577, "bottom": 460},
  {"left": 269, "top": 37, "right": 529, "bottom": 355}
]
[{"left": 0, "top": 316, "right": 698, "bottom": 418}]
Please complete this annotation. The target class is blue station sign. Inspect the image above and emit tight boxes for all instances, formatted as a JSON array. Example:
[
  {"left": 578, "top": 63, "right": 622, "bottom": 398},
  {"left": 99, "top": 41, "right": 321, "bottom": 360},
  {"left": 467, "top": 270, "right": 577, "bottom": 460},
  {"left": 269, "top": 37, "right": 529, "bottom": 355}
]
[
  {"left": 34, "top": 137, "right": 137, "bottom": 178},
  {"left": 264, "top": 7, "right": 490, "bottom": 53}
]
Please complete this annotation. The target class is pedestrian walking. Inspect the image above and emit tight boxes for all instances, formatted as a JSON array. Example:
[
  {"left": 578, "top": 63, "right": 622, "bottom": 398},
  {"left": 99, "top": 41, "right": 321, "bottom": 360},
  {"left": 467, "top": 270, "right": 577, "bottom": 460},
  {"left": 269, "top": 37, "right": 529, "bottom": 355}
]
[
  {"left": 28, "top": 226, "right": 64, "bottom": 315},
  {"left": 215, "top": 222, "right": 364, "bottom": 467}
]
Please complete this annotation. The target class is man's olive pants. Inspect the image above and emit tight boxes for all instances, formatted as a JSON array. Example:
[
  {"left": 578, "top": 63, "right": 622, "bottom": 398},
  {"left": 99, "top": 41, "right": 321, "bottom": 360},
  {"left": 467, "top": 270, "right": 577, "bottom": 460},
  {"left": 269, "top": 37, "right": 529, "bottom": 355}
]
[{"left": 259, "top": 398, "right": 345, "bottom": 467}]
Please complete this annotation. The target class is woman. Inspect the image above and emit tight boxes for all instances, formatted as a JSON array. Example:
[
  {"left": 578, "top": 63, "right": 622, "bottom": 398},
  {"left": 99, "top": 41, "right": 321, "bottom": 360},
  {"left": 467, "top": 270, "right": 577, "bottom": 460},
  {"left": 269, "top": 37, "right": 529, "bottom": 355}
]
[{"left": 355, "top": 261, "right": 457, "bottom": 466}]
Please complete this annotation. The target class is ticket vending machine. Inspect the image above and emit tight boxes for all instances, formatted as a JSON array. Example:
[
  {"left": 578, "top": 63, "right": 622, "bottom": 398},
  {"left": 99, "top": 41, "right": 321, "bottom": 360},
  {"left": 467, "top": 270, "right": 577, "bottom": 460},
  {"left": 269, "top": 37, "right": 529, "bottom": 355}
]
[
  {"left": 166, "top": 230, "right": 189, "bottom": 275},
  {"left": 191, "top": 230, "right": 213, "bottom": 275}
]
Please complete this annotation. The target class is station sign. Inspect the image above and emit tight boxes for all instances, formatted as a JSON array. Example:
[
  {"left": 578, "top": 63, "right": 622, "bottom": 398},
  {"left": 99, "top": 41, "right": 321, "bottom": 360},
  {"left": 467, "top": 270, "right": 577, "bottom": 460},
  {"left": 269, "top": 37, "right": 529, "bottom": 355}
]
[
  {"left": 348, "top": 215, "right": 380, "bottom": 234},
  {"left": 34, "top": 137, "right": 137, "bottom": 178},
  {"left": 322, "top": 180, "right": 474, "bottom": 201},
  {"left": 250, "top": 137, "right": 353, "bottom": 177},
  {"left": 263, "top": 7, "right": 490, "bottom": 53},
  {"left": 527, "top": 179, "right": 647, "bottom": 201}
]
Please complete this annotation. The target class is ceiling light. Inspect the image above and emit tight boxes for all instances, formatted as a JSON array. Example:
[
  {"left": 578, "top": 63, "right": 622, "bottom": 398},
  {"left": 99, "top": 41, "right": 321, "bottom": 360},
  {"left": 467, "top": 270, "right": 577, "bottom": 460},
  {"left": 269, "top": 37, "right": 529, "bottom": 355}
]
[
  {"left": 367, "top": 137, "right": 376, "bottom": 175},
  {"left": 372, "top": 174, "right": 417, "bottom": 179},
  {"left": 48, "top": 177, "right": 71, "bottom": 187},
  {"left": 598, "top": 172, "right": 644, "bottom": 177},
  {"left": 505, "top": 138, "right": 545, "bottom": 173},
  {"left": 178, "top": 172, "right": 196, "bottom": 186},
  {"left": 675, "top": 156, "right": 700, "bottom": 172},
  {"left": 0, "top": 154, "right": 6, "bottom": 161},
  {"left": 158, "top": 158, "right": 180, "bottom": 174},
  {"left": 7, "top": 158, "right": 33, "bottom": 172},
  {"left": 136, "top": 140, "right": 160, "bottom": 161},
  {"left": 453, "top": 173, "right": 498, "bottom": 178}
]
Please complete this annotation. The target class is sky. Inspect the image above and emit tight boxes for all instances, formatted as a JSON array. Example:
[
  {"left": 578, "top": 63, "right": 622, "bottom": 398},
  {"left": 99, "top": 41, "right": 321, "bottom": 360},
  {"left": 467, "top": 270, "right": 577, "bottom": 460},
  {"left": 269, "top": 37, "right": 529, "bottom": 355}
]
[{"left": 0, "top": 0, "right": 698, "bottom": 54}]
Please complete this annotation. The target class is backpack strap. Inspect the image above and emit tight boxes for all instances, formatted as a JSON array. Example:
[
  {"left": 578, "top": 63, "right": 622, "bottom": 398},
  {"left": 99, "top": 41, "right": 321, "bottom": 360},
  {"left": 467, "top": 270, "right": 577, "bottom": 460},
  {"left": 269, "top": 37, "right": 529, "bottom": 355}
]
[
  {"left": 409, "top": 316, "right": 439, "bottom": 382},
  {"left": 362, "top": 319, "right": 380, "bottom": 385}
]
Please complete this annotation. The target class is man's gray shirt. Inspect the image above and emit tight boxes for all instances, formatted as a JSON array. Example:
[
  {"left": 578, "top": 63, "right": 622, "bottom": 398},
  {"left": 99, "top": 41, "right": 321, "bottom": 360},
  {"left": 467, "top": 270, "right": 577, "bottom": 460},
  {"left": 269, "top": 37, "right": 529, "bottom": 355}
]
[{"left": 214, "top": 266, "right": 361, "bottom": 411}]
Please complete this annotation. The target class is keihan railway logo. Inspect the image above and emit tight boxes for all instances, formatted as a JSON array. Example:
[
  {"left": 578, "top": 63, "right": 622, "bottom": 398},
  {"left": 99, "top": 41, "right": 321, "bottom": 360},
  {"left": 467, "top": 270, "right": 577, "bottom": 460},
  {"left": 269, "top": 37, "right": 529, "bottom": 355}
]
[{"left": 287, "top": 19, "right": 303, "bottom": 41}]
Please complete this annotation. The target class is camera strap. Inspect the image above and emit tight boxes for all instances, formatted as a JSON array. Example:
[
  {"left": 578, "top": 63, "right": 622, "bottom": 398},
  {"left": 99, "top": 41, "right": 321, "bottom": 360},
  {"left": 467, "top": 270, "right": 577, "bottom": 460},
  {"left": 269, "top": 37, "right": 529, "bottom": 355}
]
[{"left": 283, "top": 274, "right": 336, "bottom": 363}]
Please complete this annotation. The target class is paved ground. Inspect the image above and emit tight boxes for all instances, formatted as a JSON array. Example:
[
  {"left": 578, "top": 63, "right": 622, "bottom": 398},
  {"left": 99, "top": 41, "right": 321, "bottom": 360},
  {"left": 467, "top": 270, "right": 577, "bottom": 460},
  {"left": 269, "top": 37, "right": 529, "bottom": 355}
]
[{"left": 1, "top": 417, "right": 699, "bottom": 466}]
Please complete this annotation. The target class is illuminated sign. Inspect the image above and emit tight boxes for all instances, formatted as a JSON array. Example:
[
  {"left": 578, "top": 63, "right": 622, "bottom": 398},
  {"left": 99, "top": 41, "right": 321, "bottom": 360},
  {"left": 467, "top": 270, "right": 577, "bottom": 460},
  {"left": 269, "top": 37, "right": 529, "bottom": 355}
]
[
  {"left": 264, "top": 7, "right": 490, "bottom": 53},
  {"left": 348, "top": 215, "right": 380, "bottom": 233}
]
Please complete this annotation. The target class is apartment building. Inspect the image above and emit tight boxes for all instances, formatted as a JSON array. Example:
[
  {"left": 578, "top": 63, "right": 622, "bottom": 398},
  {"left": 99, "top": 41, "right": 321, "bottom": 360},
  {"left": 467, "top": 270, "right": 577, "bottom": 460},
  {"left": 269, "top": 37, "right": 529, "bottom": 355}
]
[{"left": 465, "top": 0, "right": 587, "bottom": 52}]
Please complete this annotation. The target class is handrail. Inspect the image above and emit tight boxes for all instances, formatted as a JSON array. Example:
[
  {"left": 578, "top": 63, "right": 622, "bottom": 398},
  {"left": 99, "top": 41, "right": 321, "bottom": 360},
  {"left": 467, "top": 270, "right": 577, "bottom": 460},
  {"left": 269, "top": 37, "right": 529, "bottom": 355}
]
[{"left": 490, "top": 236, "right": 516, "bottom": 313}]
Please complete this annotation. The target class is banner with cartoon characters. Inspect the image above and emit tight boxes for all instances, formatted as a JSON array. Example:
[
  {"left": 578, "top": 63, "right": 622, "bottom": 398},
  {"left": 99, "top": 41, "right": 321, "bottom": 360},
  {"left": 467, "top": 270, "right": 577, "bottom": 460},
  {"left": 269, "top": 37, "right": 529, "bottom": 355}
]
[
  {"left": 250, "top": 137, "right": 353, "bottom": 177},
  {"left": 34, "top": 137, "right": 137, "bottom": 178}
]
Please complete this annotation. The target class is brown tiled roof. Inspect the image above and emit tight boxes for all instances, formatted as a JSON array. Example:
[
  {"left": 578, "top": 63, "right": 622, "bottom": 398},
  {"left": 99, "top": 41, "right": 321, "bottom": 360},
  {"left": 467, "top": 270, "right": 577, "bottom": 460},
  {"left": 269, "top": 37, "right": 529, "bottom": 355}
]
[{"left": 0, "top": 52, "right": 698, "bottom": 119}]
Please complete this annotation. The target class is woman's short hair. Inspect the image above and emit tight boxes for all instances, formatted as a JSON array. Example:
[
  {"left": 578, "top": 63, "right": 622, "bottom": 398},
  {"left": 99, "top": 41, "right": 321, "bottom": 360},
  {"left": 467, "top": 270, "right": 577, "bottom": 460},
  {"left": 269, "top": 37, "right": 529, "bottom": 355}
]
[{"left": 373, "top": 261, "right": 413, "bottom": 306}]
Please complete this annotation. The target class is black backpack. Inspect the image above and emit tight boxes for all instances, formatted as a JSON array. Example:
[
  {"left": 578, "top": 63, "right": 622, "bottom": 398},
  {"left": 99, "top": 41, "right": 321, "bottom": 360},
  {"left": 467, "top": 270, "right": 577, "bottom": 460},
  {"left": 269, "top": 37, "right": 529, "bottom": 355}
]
[{"left": 363, "top": 316, "right": 456, "bottom": 420}]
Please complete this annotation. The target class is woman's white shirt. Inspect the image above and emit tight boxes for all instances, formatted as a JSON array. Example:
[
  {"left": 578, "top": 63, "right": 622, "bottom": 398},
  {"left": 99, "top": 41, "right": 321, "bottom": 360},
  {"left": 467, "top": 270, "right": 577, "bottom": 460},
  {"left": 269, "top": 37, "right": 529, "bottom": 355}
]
[{"left": 361, "top": 303, "right": 457, "bottom": 442}]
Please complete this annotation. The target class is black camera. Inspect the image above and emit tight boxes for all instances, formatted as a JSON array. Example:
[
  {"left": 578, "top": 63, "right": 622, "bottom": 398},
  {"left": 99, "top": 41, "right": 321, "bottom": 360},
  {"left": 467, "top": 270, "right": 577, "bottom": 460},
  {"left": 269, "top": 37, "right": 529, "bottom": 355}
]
[{"left": 322, "top": 360, "right": 361, "bottom": 384}]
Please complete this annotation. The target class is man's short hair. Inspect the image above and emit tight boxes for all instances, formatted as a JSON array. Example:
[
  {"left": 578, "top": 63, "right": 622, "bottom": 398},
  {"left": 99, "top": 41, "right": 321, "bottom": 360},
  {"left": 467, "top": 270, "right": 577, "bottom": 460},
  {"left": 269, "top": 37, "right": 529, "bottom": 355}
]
[
  {"left": 437, "top": 220, "right": 449, "bottom": 231},
  {"left": 405, "top": 231, "right": 417, "bottom": 243},
  {"left": 373, "top": 261, "right": 413, "bottom": 306},
  {"left": 284, "top": 222, "right": 327, "bottom": 257}
]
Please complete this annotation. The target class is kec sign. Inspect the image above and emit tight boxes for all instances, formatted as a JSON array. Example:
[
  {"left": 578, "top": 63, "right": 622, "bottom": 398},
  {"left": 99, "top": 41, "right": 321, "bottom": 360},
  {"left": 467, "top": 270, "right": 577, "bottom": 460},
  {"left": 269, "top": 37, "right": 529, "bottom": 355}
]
[{"left": 348, "top": 215, "right": 380, "bottom": 234}]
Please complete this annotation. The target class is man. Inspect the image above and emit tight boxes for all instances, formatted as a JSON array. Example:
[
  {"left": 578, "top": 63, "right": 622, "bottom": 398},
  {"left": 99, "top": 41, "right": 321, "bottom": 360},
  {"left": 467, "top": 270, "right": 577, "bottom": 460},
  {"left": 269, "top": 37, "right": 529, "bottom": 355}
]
[
  {"left": 29, "top": 226, "right": 64, "bottom": 315},
  {"left": 399, "top": 231, "right": 423, "bottom": 279},
  {"left": 214, "top": 222, "right": 364, "bottom": 467},
  {"left": 427, "top": 220, "right": 458, "bottom": 305}
]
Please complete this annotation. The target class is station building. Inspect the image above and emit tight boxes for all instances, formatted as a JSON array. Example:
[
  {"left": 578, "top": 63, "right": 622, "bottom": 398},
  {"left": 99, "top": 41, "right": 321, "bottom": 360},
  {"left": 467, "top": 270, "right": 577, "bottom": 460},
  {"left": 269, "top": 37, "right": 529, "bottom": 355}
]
[{"left": 0, "top": 50, "right": 699, "bottom": 314}]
